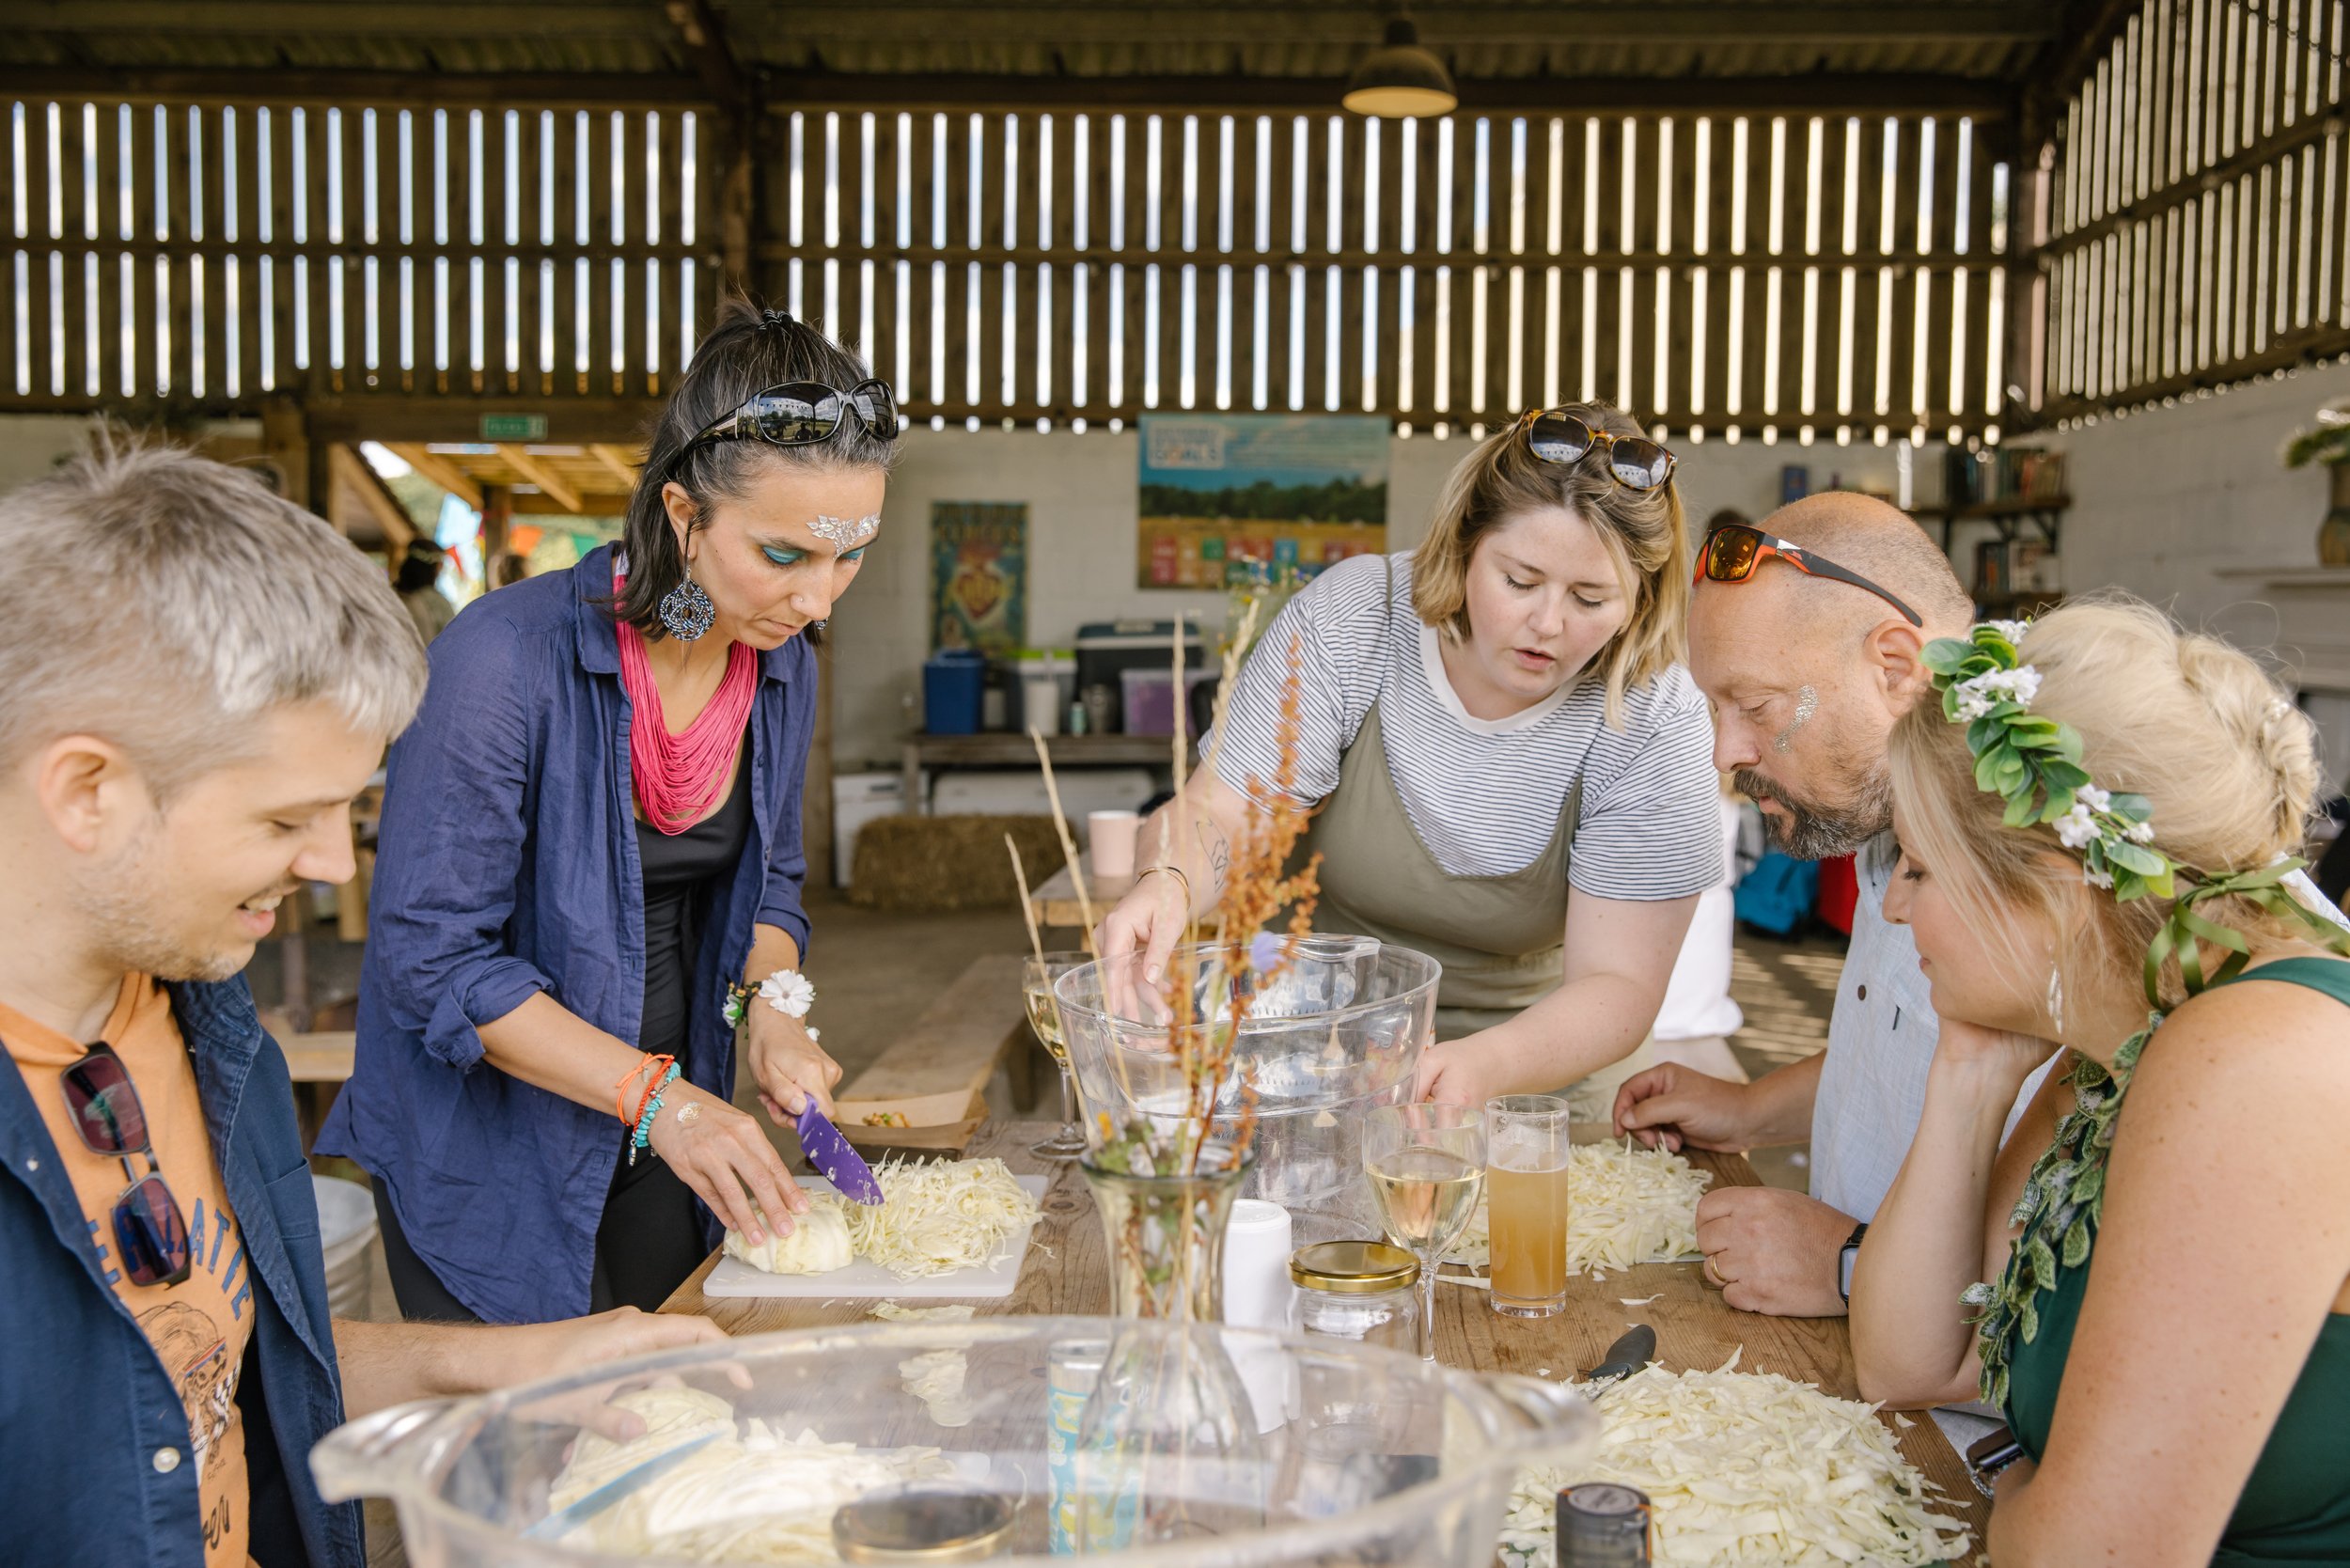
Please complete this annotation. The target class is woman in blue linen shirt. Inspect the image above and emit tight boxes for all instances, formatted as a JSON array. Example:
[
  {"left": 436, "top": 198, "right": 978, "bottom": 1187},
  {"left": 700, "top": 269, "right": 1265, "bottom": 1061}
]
[{"left": 320, "top": 304, "right": 897, "bottom": 1323}]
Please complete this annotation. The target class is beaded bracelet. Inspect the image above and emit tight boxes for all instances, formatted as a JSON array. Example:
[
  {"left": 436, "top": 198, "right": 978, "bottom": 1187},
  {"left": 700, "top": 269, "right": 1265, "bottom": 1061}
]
[{"left": 627, "top": 1061, "right": 682, "bottom": 1167}]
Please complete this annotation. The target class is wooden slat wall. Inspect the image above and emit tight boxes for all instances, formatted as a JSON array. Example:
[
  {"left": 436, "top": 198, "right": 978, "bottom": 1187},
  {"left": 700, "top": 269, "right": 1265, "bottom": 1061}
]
[
  {"left": 738, "top": 105, "right": 2005, "bottom": 433},
  {"left": 2037, "top": 0, "right": 2350, "bottom": 421},
  {"left": 3, "top": 95, "right": 715, "bottom": 414},
  {"left": 7, "top": 93, "right": 2008, "bottom": 436}
]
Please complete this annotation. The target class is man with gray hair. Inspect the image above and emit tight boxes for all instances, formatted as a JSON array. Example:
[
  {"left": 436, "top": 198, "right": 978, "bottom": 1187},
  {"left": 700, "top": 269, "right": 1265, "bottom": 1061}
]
[
  {"left": 0, "top": 444, "right": 727, "bottom": 1568},
  {"left": 1612, "top": 492, "right": 2058, "bottom": 1321}
]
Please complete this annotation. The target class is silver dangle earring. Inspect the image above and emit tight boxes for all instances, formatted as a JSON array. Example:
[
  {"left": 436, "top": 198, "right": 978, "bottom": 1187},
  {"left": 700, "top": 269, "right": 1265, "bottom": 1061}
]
[
  {"left": 812, "top": 619, "right": 828, "bottom": 633},
  {"left": 657, "top": 561, "right": 715, "bottom": 641},
  {"left": 2044, "top": 965, "right": 2066, "bottom": 1034}
]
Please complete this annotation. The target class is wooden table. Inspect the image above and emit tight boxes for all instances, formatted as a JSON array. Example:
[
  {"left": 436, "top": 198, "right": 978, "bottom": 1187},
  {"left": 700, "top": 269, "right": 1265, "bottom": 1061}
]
[
  {"left": 663, "top": 1121, "right": 1989, "bottom": 1563},
  {"left": 1026, "top": 852, "right": 1136, "bottom": 931},
  {"left": 901, "top": 732, "right": 1178, "bottom": 816}
]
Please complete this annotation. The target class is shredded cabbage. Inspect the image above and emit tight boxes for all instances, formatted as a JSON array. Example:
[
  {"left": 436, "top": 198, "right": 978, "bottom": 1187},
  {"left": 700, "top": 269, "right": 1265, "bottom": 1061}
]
[
  {"left": 1498, "top": 1352, "right": 1974, "bottom": 1568},
  {"left": 842, "top": 1157, "right": 1042, "bottom": 1279},
  {"left": 1450, "top": 1138, "right": 1713, "bottom": 1275},
  {"left": 724, "top": 1159, "right": 1040, "bottom": 1281},
  {"left": 547, "top": 1388, "right": 952, "bottom": 1562}
]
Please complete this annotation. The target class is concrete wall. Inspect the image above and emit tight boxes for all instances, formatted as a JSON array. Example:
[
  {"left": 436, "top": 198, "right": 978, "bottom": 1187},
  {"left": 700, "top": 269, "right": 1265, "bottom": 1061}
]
[{"left": 2033, "top": 359, "right": 2350, "bottom": 788}]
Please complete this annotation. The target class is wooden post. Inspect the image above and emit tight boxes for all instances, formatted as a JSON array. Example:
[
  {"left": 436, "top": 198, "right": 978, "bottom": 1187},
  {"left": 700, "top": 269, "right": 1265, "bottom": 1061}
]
[
  {"left": 260, "top": 394, "right": 313, "bottom": 511},
  {"left": 480, "top": 482, "right": 512, "bottom": 566}
]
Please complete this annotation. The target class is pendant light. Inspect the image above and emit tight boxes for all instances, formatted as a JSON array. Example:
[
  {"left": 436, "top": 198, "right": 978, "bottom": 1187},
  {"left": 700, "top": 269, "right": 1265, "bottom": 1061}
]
[{"left": 1341, "top": 17, "right": 1458, "bottom": 118}]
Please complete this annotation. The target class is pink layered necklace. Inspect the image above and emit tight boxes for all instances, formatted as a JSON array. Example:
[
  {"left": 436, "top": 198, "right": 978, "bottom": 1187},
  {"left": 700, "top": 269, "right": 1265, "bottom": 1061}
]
[{"left": 614, "top": 572, "right": 757, "bottom": 835}]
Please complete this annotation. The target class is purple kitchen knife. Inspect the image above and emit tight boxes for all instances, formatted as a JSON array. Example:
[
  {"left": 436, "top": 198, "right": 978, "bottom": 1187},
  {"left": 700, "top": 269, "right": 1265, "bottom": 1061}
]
[{"left": 797, "top": 1102, "right": 885, "bottom": 1205}]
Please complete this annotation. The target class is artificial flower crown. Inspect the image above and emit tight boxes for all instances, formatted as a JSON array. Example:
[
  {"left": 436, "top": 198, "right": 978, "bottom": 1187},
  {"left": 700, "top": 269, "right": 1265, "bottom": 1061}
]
[{"left": 1924, "top": 620, "right": 2349, "bottom": 1004}]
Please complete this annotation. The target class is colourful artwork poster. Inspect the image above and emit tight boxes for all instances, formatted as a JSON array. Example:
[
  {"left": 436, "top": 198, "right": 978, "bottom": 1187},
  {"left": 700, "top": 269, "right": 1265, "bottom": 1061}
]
[
  {"left": 1136, "top": 415, "right": 1388, "bottom": 589},
  {"left": 931, "top": 501, "right": 1028, "bottom": 655}
]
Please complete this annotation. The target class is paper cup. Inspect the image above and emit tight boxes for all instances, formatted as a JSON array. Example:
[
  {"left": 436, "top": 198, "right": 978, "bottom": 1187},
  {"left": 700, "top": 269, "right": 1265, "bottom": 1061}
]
[
  {"left": 1087, "top": 808, "right": 1140, "bottom": 878},
  {"left": 1221, "top": 1199, "right": 1297, "bottom": 1332}
]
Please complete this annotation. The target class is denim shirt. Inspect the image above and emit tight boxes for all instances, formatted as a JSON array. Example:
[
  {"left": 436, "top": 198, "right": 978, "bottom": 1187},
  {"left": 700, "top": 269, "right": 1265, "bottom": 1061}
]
[
  {"left": 0, "top": 980, "right": 359, "bottom": 1568},
  {"left": 316, "top": 545, "right": 815, "bottom": 1325}
]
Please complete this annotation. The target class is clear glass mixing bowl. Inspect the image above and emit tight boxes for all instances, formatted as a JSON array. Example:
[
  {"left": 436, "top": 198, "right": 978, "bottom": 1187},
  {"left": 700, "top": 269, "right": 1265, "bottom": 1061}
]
[
  {"left": 312, "top": 1316, "right": 1594, "bottom": 1566},
  {"left": 1054, "top": 937, "right": 1439, "bottom": 1244}
]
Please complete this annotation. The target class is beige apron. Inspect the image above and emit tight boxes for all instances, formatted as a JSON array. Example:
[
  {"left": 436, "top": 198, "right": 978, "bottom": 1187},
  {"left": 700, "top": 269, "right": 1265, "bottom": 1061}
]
[{"left": 1294, "top": 557, "right": 1581, "bottom": 1043}]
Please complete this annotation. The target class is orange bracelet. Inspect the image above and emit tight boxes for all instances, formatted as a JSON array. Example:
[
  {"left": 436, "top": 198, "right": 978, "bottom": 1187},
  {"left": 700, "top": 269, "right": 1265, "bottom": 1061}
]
[
  {"left": 629, "top": 1055, "right": 676, "bottom": 1127},
  {"left": 613, "top": 1054, "right": 676, "bottom": 1125}
]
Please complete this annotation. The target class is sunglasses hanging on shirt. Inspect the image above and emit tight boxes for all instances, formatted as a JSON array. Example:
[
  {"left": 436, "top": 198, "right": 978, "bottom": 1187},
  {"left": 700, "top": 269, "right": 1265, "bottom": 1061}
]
[{"left": 58, "top": 1043, "right": 191, "bottom": 1287}]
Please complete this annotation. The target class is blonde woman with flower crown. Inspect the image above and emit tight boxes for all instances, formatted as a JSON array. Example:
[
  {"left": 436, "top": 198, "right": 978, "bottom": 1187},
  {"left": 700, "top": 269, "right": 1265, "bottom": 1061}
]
[{"left": 1847, "top": 599, "right": 2350, "bottom": 1567}]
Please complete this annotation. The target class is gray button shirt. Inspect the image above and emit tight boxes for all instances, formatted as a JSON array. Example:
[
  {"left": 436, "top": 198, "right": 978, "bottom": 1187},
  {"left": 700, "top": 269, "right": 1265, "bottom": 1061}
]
[{"left": 1810, "top": 833, "right": 2053, "bottom": 1222}]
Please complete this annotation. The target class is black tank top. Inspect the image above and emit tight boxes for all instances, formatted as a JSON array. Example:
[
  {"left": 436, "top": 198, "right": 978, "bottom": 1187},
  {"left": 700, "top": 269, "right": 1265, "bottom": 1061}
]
[{"left": 634, "top": 746, "right": 751, "bottom": 1055}]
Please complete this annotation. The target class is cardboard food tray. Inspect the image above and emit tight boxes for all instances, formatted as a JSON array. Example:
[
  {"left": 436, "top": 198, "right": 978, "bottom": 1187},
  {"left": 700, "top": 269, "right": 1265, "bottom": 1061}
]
[
  {"left": 702, "top": 1174, "right": 1049, "bottom": 1299},
  {"left": 832, "top": 1087, "right": 991, "bottom": 1159}
]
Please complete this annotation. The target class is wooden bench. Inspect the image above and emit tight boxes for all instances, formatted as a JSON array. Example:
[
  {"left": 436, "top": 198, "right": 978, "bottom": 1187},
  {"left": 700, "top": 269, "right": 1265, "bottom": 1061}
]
[{"left": 832, "top": 954, "right": 1042, "bottom": 1149}]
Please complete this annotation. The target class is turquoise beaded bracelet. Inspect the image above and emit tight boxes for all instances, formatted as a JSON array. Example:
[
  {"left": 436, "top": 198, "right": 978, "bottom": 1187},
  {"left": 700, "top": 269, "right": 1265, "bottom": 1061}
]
[{"left": 628, "top": 1061, "right": 682, "bottom": 1167}]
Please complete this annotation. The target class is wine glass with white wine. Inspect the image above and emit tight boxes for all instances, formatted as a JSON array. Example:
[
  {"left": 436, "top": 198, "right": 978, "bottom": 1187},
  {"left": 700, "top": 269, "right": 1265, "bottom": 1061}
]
[
  {"left": 1363, "top": 1103, "right": 1487, "bottom": 1362},
  {"left": 1024, "top": 952, "right": 1091, "bottom": 1159}
]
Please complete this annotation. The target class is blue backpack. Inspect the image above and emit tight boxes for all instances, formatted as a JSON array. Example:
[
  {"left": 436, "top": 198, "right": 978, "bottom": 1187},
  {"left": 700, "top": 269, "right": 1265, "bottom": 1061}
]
[{"left": 1734, "top": 849, "right": 1819, "bottom": 937}]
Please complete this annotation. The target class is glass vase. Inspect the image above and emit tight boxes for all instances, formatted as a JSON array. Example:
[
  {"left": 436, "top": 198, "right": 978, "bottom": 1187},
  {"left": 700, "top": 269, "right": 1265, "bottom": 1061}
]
[{"left": 1081, "top": 1149, "right": 1251, "bottom": 1322}]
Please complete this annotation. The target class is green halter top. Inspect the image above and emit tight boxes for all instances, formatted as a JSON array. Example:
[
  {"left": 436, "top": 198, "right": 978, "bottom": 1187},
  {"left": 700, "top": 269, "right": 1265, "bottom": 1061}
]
[{"left": 2001, "top": 956, "right": 2350, "bottom": 1565}]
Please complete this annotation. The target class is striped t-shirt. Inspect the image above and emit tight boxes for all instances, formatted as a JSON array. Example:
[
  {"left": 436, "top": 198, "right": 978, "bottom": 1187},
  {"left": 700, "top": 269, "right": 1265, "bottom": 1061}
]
[{"left": 1209, "top": 553, "right": 1725, "bottom": 899}]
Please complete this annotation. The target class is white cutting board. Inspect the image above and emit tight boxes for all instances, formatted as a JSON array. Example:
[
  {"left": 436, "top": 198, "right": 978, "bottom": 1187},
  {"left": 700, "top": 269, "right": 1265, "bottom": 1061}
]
[{"left": 701, "top": 1175, "right": 1049, "bottom": 1300}]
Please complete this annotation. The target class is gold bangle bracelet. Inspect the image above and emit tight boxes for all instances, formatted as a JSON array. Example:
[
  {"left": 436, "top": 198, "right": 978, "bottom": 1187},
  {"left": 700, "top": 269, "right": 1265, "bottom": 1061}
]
[{"left": 1137, "top": 863, "right": 1192, "bottom": 907}]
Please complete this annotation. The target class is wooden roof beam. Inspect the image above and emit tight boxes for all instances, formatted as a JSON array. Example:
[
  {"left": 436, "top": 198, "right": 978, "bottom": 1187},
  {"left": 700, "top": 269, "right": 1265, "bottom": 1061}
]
[
  {"left": 496, "top": 446, "right": 584, "bottom": 513},
  {"left": 662, "top": 0, "right": 748, "bottom": 108},
  {"left": 761, "top": 71, "right": 2016, "bottom": 117},
  {"left": 588, "top": 444, "right": 644, "bottom": 491},
  {"left": 746, "top": 5, "right": 2058, "bottom": 47},
  {"left": 19, "top": 2, "right": 671, "bottom": 38},
  {"left": 384, "top": 444, "right": 483, "bottom": 510},
  {"left": 0, "top": 65, "right": 709, "bottom": 106}
]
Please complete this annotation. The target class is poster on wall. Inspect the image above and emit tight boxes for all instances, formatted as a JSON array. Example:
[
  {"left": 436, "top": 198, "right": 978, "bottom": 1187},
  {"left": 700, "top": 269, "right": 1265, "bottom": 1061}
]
[
  {"left": 931, "top": 501, "right": 1029, "bottom": 655},
  {"left": 1136, "top": 415, "right": 1388, "bottom": 589}
]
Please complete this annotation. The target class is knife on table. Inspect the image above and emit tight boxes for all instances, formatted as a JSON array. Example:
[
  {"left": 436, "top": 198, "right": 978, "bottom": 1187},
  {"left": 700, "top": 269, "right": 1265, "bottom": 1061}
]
[
  {"left": 1582, "top": 1325, "right": 1656, "bottom": 1383},
  {"left": 797, "top": 1102, "right": 886, "bottom": 1205}
]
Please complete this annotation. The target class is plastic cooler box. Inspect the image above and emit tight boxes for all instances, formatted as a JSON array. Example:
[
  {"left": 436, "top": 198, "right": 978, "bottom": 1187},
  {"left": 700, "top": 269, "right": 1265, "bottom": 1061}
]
[
  {"left": 922, "top": 649, "right": 987, "bottom": 734},
  {"left": 1120, "top": 667, "right": 1220, "bottom": 737}
]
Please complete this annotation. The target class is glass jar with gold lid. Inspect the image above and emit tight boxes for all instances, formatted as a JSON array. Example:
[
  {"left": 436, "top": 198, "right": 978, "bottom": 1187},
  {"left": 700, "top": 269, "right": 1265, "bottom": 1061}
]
[{"left": 1289, "top": 1240, "right": 1418, "bottom": 1353}]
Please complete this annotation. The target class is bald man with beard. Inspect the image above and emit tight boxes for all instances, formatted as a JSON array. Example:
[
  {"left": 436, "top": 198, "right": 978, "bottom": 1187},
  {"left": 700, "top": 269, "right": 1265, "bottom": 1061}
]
[{"left": 1613, "top": 493, "right": 2061, "bottom": 1324}]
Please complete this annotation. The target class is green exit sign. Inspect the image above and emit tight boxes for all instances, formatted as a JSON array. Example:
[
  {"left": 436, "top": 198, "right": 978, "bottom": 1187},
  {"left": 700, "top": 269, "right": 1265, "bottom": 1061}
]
[{"left": 480, "top": 414, "right": 548, "bottom": 441}]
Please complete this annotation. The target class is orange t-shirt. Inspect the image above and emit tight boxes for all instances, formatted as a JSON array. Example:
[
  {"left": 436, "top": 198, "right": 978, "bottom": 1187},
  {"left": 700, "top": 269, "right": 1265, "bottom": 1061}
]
[{"left": 2, "top": 976, "right": 256, "bottom": 1568}]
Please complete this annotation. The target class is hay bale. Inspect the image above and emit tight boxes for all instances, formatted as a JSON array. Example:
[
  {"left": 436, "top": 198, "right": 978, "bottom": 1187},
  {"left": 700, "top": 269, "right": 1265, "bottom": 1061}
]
[{"left": 847, "top": 813, "right": 1069, "bottom": 912}]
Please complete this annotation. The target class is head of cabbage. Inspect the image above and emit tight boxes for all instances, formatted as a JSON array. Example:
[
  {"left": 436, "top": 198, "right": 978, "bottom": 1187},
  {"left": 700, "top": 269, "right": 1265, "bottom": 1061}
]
[{"left": 722, "top": 1196, "right": 854, "bottom": 1275}]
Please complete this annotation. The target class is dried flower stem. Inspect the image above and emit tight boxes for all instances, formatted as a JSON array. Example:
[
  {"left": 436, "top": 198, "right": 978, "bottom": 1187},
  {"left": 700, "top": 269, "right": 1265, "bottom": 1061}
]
[
  {"left": 1028, "top": 727, "right": 1097, "bottom": 946},
  {"left": 1005, "top": 834, "right": 1048, "bottom": 967}
]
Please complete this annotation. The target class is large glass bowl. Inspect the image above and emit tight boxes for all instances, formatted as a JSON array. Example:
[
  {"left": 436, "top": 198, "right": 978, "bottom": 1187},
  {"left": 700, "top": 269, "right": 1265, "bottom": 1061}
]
[
  {"left": 1053, "top": 937, "right": 1439, "bottom": 1244},
  {"left": 312, "top": 1316, "right": 1595, "bottom": 1566}
]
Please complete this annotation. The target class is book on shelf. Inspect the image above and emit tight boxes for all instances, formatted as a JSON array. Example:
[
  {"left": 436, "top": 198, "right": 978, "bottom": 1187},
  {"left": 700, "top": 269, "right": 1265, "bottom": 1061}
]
[
  {"left": 1973, "top": 539, "right": 2062, "bottom": 599},
  {"left": 1939, "top": 446, "right": 2068, "bottom": 510}
]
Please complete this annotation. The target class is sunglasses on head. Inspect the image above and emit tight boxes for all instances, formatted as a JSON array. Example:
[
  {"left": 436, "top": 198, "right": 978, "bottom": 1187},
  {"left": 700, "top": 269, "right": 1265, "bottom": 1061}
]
[
  {"left": 668, "top": 378, "right": 901, "bottom": 478},
  {"left": 1515, "top": 408, "right": 1679, "bottom": 492},
  {"left": 1695, "top": 523, "right": 1922, "bottom": 628},
  {"left": 60, "top": 1043, "right": 190, "bottom": 1287}
]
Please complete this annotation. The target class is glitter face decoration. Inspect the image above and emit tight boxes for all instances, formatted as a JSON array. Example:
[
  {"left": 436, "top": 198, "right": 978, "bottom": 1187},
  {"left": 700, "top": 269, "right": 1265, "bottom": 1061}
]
[
  {"left": 807, "top": 512, "right": 881, "bottom": 551},
  {"left": 1773, "top": 684, "right": 1818, "bottom": 754}
]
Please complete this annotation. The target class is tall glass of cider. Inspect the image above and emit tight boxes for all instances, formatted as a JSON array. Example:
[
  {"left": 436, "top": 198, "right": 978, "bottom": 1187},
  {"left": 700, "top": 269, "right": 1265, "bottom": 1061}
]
[{"left": 1483, "top": 1093, "right": 1573, "bottom": 1318}]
